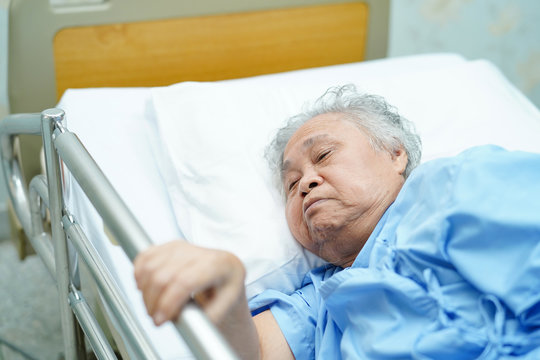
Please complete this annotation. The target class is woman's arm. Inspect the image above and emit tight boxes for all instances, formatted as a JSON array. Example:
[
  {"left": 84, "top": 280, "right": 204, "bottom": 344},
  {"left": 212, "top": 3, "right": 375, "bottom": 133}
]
[
  {"left": 134, "top": 241, "right": 293, "bottom": 360},
  {"left": 254, "top": 310, "right": 294, "bottom": 360}
]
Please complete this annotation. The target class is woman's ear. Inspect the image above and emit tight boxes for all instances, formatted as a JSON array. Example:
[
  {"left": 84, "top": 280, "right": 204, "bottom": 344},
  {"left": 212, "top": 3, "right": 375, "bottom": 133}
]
[{"left": 392, "top": 147, "right": 408, "bottom": 176}]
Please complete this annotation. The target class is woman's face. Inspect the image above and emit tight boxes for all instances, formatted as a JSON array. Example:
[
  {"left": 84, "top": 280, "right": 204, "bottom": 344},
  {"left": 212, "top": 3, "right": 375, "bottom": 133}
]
[{"left": 282, "top": 113, "right": 408, "bottom": 267}]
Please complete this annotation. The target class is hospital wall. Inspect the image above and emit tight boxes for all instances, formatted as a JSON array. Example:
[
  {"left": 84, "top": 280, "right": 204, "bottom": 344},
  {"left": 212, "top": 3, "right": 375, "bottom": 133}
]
[
  {"left": 0, "top": 0, "right": 539, "bottom": 240},
  {"left": 388, "top": 0, "right": 540, "bottom": 110}
]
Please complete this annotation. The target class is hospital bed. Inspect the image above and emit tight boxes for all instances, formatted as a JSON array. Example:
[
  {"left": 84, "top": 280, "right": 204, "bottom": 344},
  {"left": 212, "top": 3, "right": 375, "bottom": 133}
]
[{"left": 2, "top": 0, "right": 540, "bottom": 359}]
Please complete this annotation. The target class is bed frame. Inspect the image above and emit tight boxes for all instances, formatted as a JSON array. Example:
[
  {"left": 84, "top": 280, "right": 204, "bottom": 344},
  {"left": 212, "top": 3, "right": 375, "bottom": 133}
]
[{"left": 2, "top": 0, "right": 389, "bottom": 358}]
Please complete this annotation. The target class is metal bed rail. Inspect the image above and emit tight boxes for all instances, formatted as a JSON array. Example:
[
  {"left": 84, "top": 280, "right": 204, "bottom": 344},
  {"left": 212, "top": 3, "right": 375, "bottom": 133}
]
[{"left": 0, "top": 109, "right": 239, "bottom": 360}]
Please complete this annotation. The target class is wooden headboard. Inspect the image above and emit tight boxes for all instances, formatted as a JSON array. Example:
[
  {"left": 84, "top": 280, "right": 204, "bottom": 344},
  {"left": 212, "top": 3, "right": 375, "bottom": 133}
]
[{"left": 8, "top": 0, "right": 389, "bottom": 113}]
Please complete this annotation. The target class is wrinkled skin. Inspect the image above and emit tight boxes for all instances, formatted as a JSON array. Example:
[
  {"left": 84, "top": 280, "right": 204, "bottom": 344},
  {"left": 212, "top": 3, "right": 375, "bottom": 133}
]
[{"left": 282, "top": 113, "right": 407, "bottom": 267}]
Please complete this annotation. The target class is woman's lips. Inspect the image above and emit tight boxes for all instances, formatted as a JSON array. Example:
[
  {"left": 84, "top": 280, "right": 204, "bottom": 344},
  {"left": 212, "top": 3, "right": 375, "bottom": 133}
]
[{"left": 304, "top": 198, "right": 327, "bottom": 215}]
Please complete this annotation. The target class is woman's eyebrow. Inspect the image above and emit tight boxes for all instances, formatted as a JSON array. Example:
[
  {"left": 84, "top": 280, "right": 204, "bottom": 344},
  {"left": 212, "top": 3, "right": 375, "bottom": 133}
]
[{"left": 302, "top": 134, "right": 330, "bottom": 148}]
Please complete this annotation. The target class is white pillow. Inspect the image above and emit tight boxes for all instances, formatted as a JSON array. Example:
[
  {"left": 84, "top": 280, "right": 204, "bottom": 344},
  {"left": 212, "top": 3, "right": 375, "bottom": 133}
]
[
  {"left": 151, "top": 82, "right": 329, "bottom": 300},
  {"left": 151, "top": 54, "right": 540, "bottom": 301}
]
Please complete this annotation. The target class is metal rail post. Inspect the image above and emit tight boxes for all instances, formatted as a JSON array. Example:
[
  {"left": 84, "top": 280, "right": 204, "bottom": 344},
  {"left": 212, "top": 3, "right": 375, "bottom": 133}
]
[{"left": 41, "top": 108, "right": 87, "bottom": 360}]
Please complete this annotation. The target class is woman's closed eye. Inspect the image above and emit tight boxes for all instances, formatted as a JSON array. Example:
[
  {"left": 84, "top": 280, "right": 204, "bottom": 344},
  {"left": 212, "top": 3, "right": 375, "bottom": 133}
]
[
  {"left": 316, "top": 149, "right": 332, "bottom": 162},
  {"left": 288, "top": 179, "right": 299, "bottom": 192}
]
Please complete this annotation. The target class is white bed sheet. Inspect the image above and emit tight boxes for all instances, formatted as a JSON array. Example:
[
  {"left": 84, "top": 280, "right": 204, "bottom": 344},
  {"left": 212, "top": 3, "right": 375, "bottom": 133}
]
[{"left": 58, "top": 53, "right": 540, "bottom": 359}]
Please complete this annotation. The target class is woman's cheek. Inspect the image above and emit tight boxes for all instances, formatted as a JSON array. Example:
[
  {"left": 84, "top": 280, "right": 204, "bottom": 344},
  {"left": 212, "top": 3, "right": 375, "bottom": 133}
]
[{"left": 286, "top": 202, "right": 305, "bottom": 240}]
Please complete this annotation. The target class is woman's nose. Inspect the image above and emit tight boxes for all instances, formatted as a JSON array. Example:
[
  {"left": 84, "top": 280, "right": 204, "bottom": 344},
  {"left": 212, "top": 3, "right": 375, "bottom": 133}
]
[{"left": 300, "top": 174, "right": 323, "bottom": 196}]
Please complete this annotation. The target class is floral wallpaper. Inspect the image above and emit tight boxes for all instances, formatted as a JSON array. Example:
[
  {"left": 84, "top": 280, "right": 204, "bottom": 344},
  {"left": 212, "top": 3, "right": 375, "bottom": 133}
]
[{"left": 389, "top": 0, "right": 540, "bottom": 109}]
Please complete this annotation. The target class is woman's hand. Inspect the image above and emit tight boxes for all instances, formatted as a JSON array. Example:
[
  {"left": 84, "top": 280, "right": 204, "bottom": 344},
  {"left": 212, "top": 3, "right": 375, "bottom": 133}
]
[
  {"left": 134, "top": 240, "right": 246, "bottom": 326},
  {"left": 134, "top": 241, "right": 261, "bottom": 359}
]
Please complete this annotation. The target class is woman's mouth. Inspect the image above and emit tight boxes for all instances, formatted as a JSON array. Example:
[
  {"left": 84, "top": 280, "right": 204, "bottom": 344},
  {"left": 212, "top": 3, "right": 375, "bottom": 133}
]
[{"left": 304, "top": 198, "right": 327, "bottom": 215}]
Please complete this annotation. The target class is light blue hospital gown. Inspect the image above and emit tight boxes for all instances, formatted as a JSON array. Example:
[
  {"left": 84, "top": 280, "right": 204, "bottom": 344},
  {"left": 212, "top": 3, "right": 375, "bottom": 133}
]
[{"left": 249, "top": 146, "right": 540, "bottom": 359}]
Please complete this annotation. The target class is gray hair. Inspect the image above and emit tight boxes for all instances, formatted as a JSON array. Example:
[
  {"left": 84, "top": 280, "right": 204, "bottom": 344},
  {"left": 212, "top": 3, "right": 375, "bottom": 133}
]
[{"left": 265, "top": 84, "right": 422, "bottom": 191}]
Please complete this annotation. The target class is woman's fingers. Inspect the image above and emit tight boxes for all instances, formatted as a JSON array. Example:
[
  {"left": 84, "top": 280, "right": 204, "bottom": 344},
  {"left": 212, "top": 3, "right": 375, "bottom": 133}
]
[
  {"left": 199, "top": 252, "right": 246, "bottom": 324},
  {"left": 150, "top": 271, "right": 192, "bottom": 325},
  {"left": 134, "top": 241, "right": 246, "bottom": 327},
  {"left": 153, "top": 251, "right": 244, "bottom": 325},
  {"left": 202, "top": 276, "right": 244, "bottom": 325},
  {"left": 134, "top": 243, "right": 173, "bottom": 291},
  {"left": 135, "top": 244, "right": 179, "bottom": 316}
]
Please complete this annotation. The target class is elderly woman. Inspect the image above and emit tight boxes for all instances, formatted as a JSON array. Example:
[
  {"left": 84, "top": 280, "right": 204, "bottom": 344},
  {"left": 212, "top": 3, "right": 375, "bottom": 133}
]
[{"left": 134, "top": 85, "right": 540, "bottom": 359}]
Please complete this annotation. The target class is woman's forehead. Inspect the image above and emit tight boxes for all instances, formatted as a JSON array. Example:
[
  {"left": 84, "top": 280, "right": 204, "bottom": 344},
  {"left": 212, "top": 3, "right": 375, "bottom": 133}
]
[
  {"left": 282, "top": 134, "right": 331, "bottom": 172},
  {"left": 282, "top": 116, "right": 370, "bottom": 171},
  {"left": 286, "top": 115, "right": 364, "bottom": 151}
]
